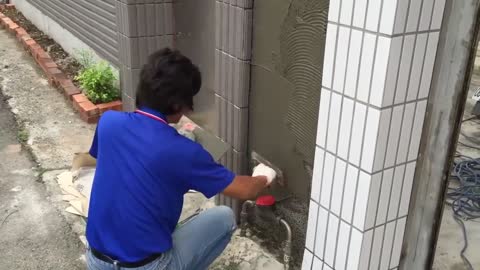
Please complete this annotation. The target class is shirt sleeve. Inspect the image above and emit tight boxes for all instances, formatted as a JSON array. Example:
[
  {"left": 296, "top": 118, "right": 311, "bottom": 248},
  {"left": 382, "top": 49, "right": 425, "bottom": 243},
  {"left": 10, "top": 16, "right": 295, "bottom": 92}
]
[
  {"left": 89, "top": 126, "right": 99, "bottom": 159},
  {"left": 181, "top": 146, "right": 236, "bottom": 198}
]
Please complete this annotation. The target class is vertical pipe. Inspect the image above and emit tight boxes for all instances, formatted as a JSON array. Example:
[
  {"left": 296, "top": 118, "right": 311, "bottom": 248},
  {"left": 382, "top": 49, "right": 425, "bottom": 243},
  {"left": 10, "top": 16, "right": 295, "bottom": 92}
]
[{"left": 400, "top": 1, "right": 480, "bottom": 269}]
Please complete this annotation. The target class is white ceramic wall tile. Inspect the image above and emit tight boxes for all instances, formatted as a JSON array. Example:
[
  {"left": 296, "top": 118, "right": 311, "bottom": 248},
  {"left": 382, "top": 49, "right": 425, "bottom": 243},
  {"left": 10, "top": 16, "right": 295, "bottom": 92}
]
[
  {"left": 352, "top": 0, "right": 368, "bottom": 28},
  {"left": 353, "top": 172, "right": 371, "bottom": 230},
  {"left": 333, "top": 27, "right": 350, "bottom": 94},
  {"left": 418, "top": 32, "right": 440, "bottom": 99},
  {"left": 408, "top": 100, "right": 428, "bottom": 161},
  {"left": 349, "top": 103, "right": 367, "bottom": 166},
  {"left": 369, "top": 225, "right": 384, "bottom": 270},
  {"left": 364, "top": 173, "right": 382, "bottom": 229},
  {"left": 365, "top": 0, "right": 382, "bottom": 32},
  {"left": 390, "top": 217, "right": 407, "bottom": 268},
  {"left": 373, "top": 109, "right": 392, "bottom": 171},
  {"left": 396, "top": 102, "right": 416, "bottom": 164},
  {"left": 376, "top": 168, "right": 394, "bottom": 225},
  {"left": 358, "top": 230, "right": 374, "bottom": 270},
  {"left": 340, "top": 0, "right": 354, "bottom": 25},
  {"left": 379, "top": 221, "right": 396, "bottom": 270},
  {"left": 317, "top": 89, "right": 331, "bottom": 148},
  {"left": 328, "top": 0, "right": 341, "bottom": 23},
  {"left": 331, "top": 159, "right": 347, "bottom": 215},
  {"left": 344, "top": 30, "right": 363, "bottom": 98},
  {"left": 312, "top": 147, "right": 325, "bottom": 202},
  {"left": 325, "top": 214, "right": 340, "bottom": 266},
  {"left": 321, "top": 153, "right": 336, "bottom": 208},
  {"left": 370, "top": 36, "right": 392, "bottom": 107},
  {"left": 346, "top": 229, "right": 362, "bottom": 269},
  {"left": 335, "top": 221, "right": 351, "bottom": 270},
  {"left": 379, "top": 0, "right": 398, "bottom": 35},
  {"left": 384, "top": 105, "right": 404, "bottom": 167},
  {"left": 406, "top": 0, "right": 422, "bottom": 32},
  {"left": 382, "top": 37, "right": 403, "bottom": 107},
  {"left": 306, "top": 200, "right": 319, "bottom": 251},
  {"left": 327, "top": 93, "right": 343, "bottom": 153},
  {"left": 315, "top": 207, "right": 329, "bottom": 259},
  {"left": 431, "top": 0, "right": 447, "bottom": 30},
  {"left": 324, "top": 264, "right": 333, "bottom": 270},
  {"left": 406, "top": 34, "right": 428, "bottom": 102},
  {"left": 323, "top": 25, "right": 338, "bottom": 89},
  {"left": 357, "top": 33, "right": 377, "bottom": 103},
  {"left": 399, "top": 162, "right": 416, "bottom": 216},
  {"left": 313, "top": 257, "right": 324, "bottom": 270},
  {"left": 394, "top": 35, "right": 415, "bottom": 104},
  {"left": 338, "top": 98, "right": 354, "bottom": 160},
  {"left": 302, "top": 249, "right": 314, "bottom": 270},
  {"left": 361, "top": 108, "right": 381, "bottom": 172},
  {"left": 341, "top": 165, "right": 359, "bottom": 223},
  {"left": 388, "top": 165, "right": 406, "bottom": 221},
  {"left": 419, "top": 0, "right": 435, "bottom": 31},
  {"left": 393, "top": 0, "right": 409, "bottom": 34}
]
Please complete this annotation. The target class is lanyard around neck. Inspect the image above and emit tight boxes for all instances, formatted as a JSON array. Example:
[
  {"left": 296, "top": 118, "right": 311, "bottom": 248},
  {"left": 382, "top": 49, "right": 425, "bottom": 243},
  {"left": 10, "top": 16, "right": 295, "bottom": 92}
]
[{"left": 135, "top": 110, "right": 168, "bottom": 125}]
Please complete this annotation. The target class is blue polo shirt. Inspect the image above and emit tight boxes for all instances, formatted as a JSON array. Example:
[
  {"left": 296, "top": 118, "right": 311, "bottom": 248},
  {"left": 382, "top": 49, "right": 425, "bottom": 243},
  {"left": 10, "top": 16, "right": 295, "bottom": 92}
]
[{"left": 86, "top": 108, "right": 235, "bottom": 262}]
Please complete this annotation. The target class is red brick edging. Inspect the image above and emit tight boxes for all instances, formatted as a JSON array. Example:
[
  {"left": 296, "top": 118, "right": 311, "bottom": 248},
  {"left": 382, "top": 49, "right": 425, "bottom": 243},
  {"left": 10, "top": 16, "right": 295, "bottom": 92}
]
[{"left": 0, "top": 5, "right": 122, "bottom": 123}]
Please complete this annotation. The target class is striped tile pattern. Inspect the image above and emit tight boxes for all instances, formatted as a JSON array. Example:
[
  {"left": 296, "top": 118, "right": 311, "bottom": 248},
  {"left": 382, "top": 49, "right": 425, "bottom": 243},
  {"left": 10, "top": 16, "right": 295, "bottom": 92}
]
[
  {"left": 302, "top": 0, "right": 446, "bottom": 269},
  {"left": 214, "top": 0, "right": 253, "bottom": 210},
  {"left": 115, "top": 0, "right": 175, "bottom": 111}
]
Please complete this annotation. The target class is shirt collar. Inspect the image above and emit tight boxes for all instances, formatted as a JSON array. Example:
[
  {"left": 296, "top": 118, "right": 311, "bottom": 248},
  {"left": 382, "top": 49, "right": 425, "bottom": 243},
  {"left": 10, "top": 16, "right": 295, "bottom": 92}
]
[{"left": 138, "top": 107, "right": 168, "bottom": 122}]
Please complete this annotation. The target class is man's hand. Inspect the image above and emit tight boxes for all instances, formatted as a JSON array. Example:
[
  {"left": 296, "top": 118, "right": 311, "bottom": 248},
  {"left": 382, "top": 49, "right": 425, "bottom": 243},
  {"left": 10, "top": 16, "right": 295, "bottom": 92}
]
[
  {"left": 252, "top": 164, "right": 277, "bottom": 186},
  {"left": 222, "top": 163, "right": 277, "bottom": 200}
]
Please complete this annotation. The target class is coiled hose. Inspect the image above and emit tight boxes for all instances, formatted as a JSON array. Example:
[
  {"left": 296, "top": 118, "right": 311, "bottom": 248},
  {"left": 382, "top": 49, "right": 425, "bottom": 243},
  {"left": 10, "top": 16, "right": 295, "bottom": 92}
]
[{"left": 446, "top": 155, "right": 480, "bottom": 270}]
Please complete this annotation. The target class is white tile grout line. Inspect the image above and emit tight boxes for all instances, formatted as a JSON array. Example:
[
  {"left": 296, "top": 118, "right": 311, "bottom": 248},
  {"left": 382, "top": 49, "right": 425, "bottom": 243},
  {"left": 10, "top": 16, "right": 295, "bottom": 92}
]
[
  {"left": 310, "top": 198, "right": 409, "bottom": 234},
  {"left": 323, "top": 86, "right": 429, "bottom": 111},
  {"left": 316, "top": 144, "right": 418, "bottom": 176},
  {"left": 326, "top": 22, "right": 441, "bottom": 38}
]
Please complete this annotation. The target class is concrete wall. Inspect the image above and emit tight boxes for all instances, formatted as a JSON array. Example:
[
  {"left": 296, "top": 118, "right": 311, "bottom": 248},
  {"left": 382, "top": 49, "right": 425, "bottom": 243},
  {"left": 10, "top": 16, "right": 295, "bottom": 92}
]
[
  {"left": 302, "top": 0, "right": 447, "bottom": 269},
  {"left": 22, "top": 0, "right": 119, "bottom": 65}
]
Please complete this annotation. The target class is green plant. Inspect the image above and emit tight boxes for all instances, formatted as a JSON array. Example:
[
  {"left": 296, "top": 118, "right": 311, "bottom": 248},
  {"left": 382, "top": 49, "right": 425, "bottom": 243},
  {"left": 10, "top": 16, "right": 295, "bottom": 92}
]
[
  {"left": 17, "top": 128, "right": 29, "bottom": 144},
  {"left": 76, "top": 61, "right": 120, "bottom": 104}
]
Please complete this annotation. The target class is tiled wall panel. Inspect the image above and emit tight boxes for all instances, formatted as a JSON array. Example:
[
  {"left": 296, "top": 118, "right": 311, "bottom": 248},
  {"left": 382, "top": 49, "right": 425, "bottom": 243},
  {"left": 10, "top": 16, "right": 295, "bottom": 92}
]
[
  {"left": 214, "top": 0, "right": 253, "bottom": 209},
  {"left": 303, "top": 0, "right": 446, "bottom": 269},
  {"left": 115, "top": 0, "right": 175, "bottom": 110}
]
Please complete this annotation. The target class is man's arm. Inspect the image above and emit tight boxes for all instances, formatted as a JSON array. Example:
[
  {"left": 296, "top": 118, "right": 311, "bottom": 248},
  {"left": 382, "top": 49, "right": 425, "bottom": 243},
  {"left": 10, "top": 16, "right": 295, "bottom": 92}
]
[
  {"left": 222, "top": 164, "right": 276, "bottom": 200},
  {"left": 222, "top": 176, "right": 268, "bottom": 200}
]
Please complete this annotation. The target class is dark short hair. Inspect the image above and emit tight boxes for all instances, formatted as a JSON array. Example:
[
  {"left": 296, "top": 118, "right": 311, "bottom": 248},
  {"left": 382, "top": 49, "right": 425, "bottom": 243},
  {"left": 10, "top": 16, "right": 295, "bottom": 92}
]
[{"left": 136, "top": 48, "right": 201, "bottom": 115}]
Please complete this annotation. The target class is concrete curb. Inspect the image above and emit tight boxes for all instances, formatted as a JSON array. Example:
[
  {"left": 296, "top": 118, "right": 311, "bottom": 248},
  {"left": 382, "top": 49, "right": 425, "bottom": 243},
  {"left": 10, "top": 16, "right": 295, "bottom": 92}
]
[{"left": 0, "top": 4, "right": 122, "bottom": 124}]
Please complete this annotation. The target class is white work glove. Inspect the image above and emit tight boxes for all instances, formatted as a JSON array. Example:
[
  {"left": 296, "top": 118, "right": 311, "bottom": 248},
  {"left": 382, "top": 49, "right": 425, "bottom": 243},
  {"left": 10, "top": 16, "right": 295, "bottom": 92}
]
[{"left": 252, "top": 163, "right": 277, "bottom": 185}]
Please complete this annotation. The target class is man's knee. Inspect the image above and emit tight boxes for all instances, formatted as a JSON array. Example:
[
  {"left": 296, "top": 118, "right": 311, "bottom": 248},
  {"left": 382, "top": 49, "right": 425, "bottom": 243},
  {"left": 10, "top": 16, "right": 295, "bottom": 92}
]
[{"left": 210, "top": 206, "right": 236, "bottom": 232}]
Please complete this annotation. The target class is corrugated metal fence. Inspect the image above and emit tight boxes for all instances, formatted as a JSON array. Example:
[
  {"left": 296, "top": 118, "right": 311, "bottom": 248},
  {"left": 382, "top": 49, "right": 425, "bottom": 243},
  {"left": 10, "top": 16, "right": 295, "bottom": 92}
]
[{"left": 27, "top": 0, "right": 119, "bottom": 65}]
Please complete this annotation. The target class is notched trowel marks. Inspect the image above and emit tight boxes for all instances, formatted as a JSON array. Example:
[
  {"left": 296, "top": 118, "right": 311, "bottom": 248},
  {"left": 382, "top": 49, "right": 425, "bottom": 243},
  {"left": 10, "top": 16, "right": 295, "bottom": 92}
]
[{"left": 276, "top": 0, "right": 329, "bottom": 167}]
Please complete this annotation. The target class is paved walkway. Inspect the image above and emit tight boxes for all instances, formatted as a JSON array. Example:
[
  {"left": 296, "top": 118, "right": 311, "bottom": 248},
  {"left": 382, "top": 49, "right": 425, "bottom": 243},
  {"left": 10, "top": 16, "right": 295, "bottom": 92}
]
[{"left": 0, "top": 30, "right": 85, "bottom": 269}]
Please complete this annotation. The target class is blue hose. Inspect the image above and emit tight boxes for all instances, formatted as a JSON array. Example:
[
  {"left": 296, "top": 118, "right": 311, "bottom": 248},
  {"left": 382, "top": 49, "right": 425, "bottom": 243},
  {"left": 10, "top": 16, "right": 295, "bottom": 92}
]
[{"left": 446, "top": 155, "right": 480, "bottom": 270}]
